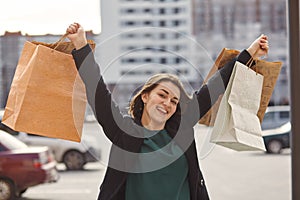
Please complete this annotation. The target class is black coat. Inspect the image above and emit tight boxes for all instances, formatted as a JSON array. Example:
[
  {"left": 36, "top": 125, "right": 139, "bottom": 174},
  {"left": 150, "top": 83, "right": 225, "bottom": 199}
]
[{"left": 72, "top": 45, "right": 252, "bottom": 200}]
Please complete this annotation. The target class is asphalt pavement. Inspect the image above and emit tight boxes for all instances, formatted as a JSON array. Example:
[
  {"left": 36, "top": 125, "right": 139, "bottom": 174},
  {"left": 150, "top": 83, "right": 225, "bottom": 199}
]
[{"left": 21, "top": 125, "right": 291, "bottom": 200}]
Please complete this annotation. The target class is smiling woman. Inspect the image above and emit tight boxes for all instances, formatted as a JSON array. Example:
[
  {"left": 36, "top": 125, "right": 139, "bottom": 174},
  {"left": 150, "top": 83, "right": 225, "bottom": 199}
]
[
  {"left": 0, "top": 0, "right": 101, "bottom": 35},
  {"left": 66, "top": 23, "right": 269, "bottom": 200},
  {"left": 141, "top": 82, "right": 180, "bottom": 130},
  {"left": 129, "top": 74, "right": 189, "bottom": 131}
]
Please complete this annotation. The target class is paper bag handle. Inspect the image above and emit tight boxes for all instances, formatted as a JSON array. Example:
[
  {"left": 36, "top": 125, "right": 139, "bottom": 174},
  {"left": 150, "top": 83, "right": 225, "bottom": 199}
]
[
  {"left": 246, "top": 48, "right": 260, "bottom": 68},
  {"left": 51, "top": 33, "right": 69, "bottom": 50},
  {"left": 246, "top": 46, "right": 269, "bottom": 70}
]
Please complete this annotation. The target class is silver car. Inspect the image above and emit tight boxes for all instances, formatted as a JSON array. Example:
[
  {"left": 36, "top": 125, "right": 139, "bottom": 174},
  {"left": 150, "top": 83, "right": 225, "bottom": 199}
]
[
  {"left": 261, "top": 106, "right": 290, "bottom": 130},
  {"left": 0, "top": 110, "right": 101, "bottom": 170}
]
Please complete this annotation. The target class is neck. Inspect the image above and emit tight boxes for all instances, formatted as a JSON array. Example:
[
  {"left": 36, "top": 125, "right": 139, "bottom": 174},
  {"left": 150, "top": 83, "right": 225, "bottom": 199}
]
[
  {"left": 141, "top": 117, "right": 165, "bottom": 131},
  {"left": 142, "top": 123, "right": 164, "bottom": 131}
]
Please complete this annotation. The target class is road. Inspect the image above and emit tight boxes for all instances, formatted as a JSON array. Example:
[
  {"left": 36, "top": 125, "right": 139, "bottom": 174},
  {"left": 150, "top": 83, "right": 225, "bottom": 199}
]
[
  {"left": 20, "top": 163, "right": 105, "bottom": 200},
  {"left": 20, "top": 125, "right": 291, "bottom": 200}
]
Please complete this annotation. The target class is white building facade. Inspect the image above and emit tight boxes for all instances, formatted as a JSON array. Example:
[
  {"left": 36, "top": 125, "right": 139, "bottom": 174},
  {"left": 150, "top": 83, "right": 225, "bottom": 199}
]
[
  {"left": 0, "top": 0, "right": 289, "bottom": 108},
  {"left": 96, "top": 0, "right": 200, "bottom": 82},
  {"left": 94, "top": 0, "right": 202, "bottom": 109}
]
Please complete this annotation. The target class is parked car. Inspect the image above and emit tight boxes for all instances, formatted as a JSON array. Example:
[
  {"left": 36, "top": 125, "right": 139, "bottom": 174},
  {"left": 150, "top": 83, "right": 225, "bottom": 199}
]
[
  {"left": 0, "top": 110, "right": 101, "bottom": 170},
  {"left": 262, "top": 122, "right": 291, "bottom": 154},
  {"left": 261, "top": 105, "right": 290, "bottom": 130},
  {"left": 0, "top": 130, "right": 59, "bottom": 200}
]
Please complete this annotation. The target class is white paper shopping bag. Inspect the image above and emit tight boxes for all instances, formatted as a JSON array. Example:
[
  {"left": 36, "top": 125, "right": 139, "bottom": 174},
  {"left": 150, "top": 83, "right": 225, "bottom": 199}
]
[{"left": 210, "top": 61, "right": 266, "bottom": 151}]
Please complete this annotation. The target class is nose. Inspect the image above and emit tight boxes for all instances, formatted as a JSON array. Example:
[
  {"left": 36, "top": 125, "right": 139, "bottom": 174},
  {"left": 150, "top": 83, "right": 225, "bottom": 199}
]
[{"left": 162, "top": 98, "right": 172, "bottom": 107}]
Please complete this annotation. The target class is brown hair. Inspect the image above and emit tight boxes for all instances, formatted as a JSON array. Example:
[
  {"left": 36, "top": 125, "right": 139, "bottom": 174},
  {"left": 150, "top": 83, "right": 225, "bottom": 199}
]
[{"left": 129, "top": 73, "right": 192, "bottom": 122}]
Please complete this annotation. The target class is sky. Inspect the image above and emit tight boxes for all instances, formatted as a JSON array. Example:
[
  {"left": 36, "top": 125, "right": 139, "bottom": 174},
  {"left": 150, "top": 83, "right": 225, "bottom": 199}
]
[{"left": 0, "top": 0, "right": 101, "bottom": 35}]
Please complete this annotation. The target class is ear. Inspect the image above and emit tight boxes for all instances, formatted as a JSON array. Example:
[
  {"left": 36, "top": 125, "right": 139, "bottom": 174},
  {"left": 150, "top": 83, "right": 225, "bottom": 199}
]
[{"left": 141, "top": 93, "right": 149, "bottom": 104}]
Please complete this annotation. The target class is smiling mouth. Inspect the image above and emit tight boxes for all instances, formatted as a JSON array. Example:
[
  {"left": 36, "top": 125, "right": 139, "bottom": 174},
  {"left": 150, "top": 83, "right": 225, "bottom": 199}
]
[{"left": 156, "top": 106, "right": 167, "bottom": 114}]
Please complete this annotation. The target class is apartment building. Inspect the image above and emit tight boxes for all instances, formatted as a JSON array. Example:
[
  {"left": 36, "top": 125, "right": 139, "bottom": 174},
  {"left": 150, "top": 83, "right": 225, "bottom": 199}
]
[
  {"left": 193, "top": 0, "right": 288, "bottom": 105},
  {"left": 0, "top": 0, "right": 289, "bottom": 108},
  {"left": 95, "top": 0, "right": 198, "bottom": 84}
]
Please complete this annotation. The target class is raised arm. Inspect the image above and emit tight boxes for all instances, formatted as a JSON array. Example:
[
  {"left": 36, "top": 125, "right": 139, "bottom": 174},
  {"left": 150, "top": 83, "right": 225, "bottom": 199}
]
[
  {"left": 67, "top": 23, "right": 127, "bottom": 142},
  {"left": 184, "top": 34, "right": 269, "bottom": 126}
]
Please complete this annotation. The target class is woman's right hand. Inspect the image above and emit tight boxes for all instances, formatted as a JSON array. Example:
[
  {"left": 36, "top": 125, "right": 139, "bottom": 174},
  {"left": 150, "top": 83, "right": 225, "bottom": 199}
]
[
  {"left": 66, "top": 23, "right": 88, "bottom": 50},
  {"left": 246, "top": 34, "right": 269, "bottom": 59}
]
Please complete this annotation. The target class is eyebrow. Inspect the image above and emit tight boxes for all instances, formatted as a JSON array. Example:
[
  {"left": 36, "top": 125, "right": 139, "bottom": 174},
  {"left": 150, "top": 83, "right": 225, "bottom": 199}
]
[{"left": 160, "top": 89, "right": 179, "bottom": 101}]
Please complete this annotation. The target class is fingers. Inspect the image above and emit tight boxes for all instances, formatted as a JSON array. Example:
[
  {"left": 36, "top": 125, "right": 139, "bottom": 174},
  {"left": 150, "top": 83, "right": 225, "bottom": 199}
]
[
  {"left": 66, "top": 23, "right": 87, "bottom": 49},
  {"left": 66, "top": 22, "right": 81, "bottom": 34},
  {"left": 259, "top": 34, "right": 269, "bottom": 51},
  {"left": 247, "top": 34, "right": 269, "bottom": 58}
]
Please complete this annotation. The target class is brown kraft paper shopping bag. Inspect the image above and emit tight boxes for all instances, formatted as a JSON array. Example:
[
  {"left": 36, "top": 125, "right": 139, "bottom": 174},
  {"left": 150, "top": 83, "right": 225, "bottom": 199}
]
[
  {"left": 2, "top": 36, "right": 95, "bottom": 142},
  {"left": 199, "top": 48, "right": 282, "bottom": 126},
  {"left": 199, "top": 48, "right": 239, "bottom": 126}
]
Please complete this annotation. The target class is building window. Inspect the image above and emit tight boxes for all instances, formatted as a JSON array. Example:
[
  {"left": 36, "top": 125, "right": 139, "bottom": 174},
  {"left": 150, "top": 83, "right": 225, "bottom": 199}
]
[
  {"left": 144, "top": 58, "right": 152, "bottom": 62},
  {"left": 122, "top": 58, "right": 136, "bottom": 63},
  {"left": 174, "top": 33, "right": 181, "bottom": 39},
  {"left": 126, "top": 46, "right": 135, "bottom": 50},
  {"left": 126, "top": 9, "right": 135, "bottom": 13},
  {"left": 126, "top": 33, "right": 135, "bottom": 38},
  {"left": 144, "top": 8, "right": 152, "bottom": 13},
  {"left": 176, "top": 69, "right": 188, "bottom": 75},
  {"left": 174, "top": 45, "right": 181, "bottom": 51},
  {"left": 159, "top": 21, "right": 166, "bottom": 27},
  {"left": 144, "top": 46, "right": 153, "bottom": 50},
  {"left": 160, "top": 33, "right": 166, "bottom": 39},
  {"left": 173, "top": 8, "right": 180, "bottom": 14},
  {"left": 159, "top": 45, "right": 166, "bottom": 51},
  {"left": 144, "top": 21, "right": 152, "bottom": 26},
  {"left": 144, "top": 33, "right": 152, "bottom": 38},
  {"left": 159, "top": 8, "right": 166, "bottom": 14},
  {"left": 125, "top": 21, "right": 136, "bottom": 26},
  {"left": 161, "top": 58, "right": 167, "bottom": 64},
  {"left": 175, "top": 57, "right": 181, "bottom": 64},
  {"left": 173, "top": 20, "right": 180, "bottom": 26}
]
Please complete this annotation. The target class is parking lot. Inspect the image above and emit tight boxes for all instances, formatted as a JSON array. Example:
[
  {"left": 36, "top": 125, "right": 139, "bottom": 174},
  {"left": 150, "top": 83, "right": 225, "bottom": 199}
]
[{"left": 19, "top": 125, "right": 291, "bottom": 200}]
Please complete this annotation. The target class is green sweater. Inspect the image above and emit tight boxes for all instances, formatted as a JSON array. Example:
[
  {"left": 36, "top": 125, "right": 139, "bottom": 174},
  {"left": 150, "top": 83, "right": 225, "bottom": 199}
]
[{"left": 126, "top": 129, "right": 190, "bottom": 200}]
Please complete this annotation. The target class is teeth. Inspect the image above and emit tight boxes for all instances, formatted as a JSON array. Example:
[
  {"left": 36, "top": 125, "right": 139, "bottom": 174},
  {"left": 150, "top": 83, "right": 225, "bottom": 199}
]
[{"left": 157, "top": 106, "right": 167, "bottom": 114}]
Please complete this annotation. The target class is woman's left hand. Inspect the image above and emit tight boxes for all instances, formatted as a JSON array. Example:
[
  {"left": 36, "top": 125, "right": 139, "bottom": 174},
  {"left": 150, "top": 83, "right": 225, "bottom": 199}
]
[
  {"left": 247, "top": 34, "right": 269, "bottom": 59},
  {"left": 66, "top": 22, "right": 88, "bottom": 50}
]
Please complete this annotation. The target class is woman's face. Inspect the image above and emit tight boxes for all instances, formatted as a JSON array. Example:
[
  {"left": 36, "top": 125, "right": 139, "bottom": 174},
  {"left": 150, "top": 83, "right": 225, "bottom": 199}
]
[{"left": 141, "top": 81, "right": 180, "bottom": 130}]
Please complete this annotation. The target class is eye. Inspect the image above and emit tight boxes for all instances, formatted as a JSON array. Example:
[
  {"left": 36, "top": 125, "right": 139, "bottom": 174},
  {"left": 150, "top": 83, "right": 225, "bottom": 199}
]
[
  {"left": 171, "top": 99, "right": 178, "bottom": 105},
  {"left": 158, "top": 93, "right": 166, "bottom": 98}
]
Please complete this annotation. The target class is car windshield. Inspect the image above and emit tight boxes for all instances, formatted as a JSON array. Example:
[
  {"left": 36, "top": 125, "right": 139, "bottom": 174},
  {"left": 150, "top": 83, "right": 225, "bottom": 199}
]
[
  {"left": 0, "top": 131, "right": 28, "bottom": 150},
  {"left": 278, "top": 122, "right": 291, "bottom": 132},
  {"left": 262, "top": 122, "right": 291, "bottom": 136}
]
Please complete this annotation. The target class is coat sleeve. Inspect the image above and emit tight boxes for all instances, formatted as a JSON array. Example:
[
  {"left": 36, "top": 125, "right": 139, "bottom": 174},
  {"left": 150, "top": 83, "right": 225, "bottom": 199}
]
[
  {"left": 71, "top": 44, "right": 127, "bottom": 142},
  {"left": 183, "top": 49, "right": 254, "bottom": 126}
]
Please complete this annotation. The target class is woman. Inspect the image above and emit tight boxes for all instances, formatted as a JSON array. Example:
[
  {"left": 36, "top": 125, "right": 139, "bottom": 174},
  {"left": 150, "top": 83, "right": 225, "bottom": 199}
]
[{"left": 67, "top": 23, "right": 269, "bottom": 200}]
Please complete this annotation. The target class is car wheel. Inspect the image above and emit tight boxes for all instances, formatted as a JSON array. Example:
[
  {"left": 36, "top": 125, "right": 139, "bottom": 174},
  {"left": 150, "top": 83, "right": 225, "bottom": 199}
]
[
  {"left": 63, "top": 150, "right": 85, "bottom": 170},
  {"left": 266, "top": 140, "right": 283, "bottom": 154},
  {"left": 19, "top": 188, "right": 28, "bottom": 196},
  {"left": 0, "top": 178, "right": 15, "bottom": 200}
]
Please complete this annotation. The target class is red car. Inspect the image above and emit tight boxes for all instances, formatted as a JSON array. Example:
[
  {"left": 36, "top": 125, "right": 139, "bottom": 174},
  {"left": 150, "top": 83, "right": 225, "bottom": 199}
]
[{"left": 0, "top": 130, "right": 59, "bottom": 200}]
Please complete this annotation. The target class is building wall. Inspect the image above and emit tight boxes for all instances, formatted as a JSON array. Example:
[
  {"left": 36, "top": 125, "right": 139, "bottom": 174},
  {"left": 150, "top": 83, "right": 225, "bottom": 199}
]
[
  {"left": 0, "top": 32, "right": 21, "bottom": 107},
  {"left": 94, "top": 0, "right": 198, "bottom": 110},
  {"left": 95, "top": 0, "right": 197, "bottom": 86},
  {"left": 0, "top": 0, "right": 289, "bottom": 109},
  {"left": 193, "top": 0, "right": 289, "bottom": 105}
]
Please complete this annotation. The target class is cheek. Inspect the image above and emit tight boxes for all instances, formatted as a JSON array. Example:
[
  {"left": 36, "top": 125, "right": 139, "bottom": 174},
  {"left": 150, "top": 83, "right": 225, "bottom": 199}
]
[
  {"left": 170, "top": 105, "right": 178, "bottom": 115},
  {"left": 150, "top": 94, "right": 163, "bottom": 104}
]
